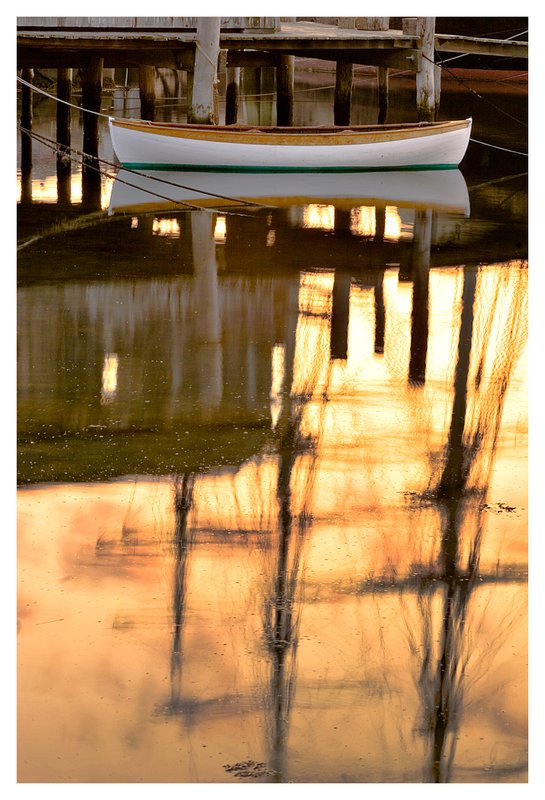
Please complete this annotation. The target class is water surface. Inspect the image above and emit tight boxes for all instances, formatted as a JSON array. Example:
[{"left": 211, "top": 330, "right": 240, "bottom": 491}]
[{"left": 17, "top": 66, "right": 528, "bottom": 784}]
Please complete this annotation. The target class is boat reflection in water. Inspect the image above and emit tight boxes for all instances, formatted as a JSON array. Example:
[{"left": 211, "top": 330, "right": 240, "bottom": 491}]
[
  {"left": 17, "top": 165, "right": 527, "bottom": 783},
  {"left": 108, "top": 167, "right": 471, "bottom": 216}
]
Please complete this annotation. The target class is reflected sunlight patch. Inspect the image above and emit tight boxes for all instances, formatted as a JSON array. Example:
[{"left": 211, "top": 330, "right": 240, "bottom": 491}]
[
  {"left": 350, "top": 206, "right": 375, "bottom": 237},
  {"left": 101, "top": 352, "right": 118, "bottom": 404},
  {"left": 270, "top": 343, "right": 286, "bottom": 430},
  {"left": 302, "top": 204, "right": 335, "bottom": 231},
  {"left": 16, "top": 172, "right": 115, "bottom": 209},
  {"left": 383, "top": 206, "right": 413, "bottom": 242},
  {"left": 152, "top": 217, "right": 180, "bottom": 237},
  {"left": 214, "top": 215, "right": 226, "bottom": 243}
]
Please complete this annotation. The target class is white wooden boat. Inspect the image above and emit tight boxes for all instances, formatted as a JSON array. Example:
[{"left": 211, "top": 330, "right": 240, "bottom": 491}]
[
  {"left": 108, "top": 117, "right": 472, "bottom": 172},
  {"left": 108, "top": 169, "right": 470, "bottom": 216}
]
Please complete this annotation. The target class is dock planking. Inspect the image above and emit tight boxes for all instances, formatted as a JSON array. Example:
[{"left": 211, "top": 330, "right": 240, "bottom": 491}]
[{"left": 17, "top": 19, "right": 527, "bottom": 70}]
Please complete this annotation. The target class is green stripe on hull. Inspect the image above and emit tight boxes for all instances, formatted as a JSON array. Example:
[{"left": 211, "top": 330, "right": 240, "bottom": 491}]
[{"left": 120, "top": 163, "right": 458, "bottom": 173}]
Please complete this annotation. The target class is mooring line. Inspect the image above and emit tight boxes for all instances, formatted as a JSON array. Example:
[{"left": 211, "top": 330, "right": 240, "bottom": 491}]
[
  {"left": 17, "top": 74, "right": 112, "bottom": 118},
  {"left": 18, "top": 70, "right": 528, "bottom": 167},
  {"left": 422, "top": 53, "right": 528, "bottom": 131},
  {"left": 469, "top": 138, "right": 527, "bottom": 157},
  {"left": 18, "top": 125, "right": 275, "bottom": 214}
]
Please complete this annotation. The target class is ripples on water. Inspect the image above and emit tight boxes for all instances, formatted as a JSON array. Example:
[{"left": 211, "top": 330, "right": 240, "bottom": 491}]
[{"left": 16, "top": 68, "right": 528, "bottom": 784}]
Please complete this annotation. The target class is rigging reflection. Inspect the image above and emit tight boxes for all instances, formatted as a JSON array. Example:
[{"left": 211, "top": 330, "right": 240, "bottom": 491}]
[{"left": 400, "top": 262, "right": 527, "bottom": 782}]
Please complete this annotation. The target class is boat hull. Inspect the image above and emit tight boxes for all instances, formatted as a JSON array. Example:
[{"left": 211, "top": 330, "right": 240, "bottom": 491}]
[{"left": 109, "top": 119, "right": 472, "bottom": 172}]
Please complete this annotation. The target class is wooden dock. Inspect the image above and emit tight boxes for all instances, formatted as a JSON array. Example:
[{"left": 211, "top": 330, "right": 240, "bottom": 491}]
[
  {"left": 17, "top": 17, "right": 528, "bottom": 126},
  {"left": 17, "top": 18, "right": 527, "bottom": 71}
]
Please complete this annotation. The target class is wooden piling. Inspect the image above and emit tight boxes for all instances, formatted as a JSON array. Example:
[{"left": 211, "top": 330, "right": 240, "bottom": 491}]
[
  {"left": 225, "top": 65, "right": 240, "bottom": 124},
  {"left": 20, "top": 67, "right": 33, "bottom": 203},
  {"left": 276, "top": 54, "right": 294, "bottom": 126},
  {"left": 260, "top": 67, "right": 276, "bottom": 125},
  {"left": 81, "top": 56, "right": 103, "bottom": 208},
  {"left": 434, "top": 62, "right": 442, "bottom": 115},
  {"left": 188, "top": 17, "right": 221, "bottom": 124},
  {"left": 138, "top": 64, "right": 156, "bottom": 120},
  {"left": 334, "top": 61, "right": 353, "bottom": 126},
  {"left": 414, "top": 17, "right": 436, "bottom": 121},
  {"left": 56, "top": 67, "right": 72, "bottom": 203},
  {"left": 377, "top": 66, "right": 389, "bottom": 124}
]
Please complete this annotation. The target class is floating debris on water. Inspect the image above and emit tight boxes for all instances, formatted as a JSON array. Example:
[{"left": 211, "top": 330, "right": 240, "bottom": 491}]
[
  {"left": 481, "top": 502, "right": 519, "bottom": 514},
  {"left": 223, "top": 760, "right": 277, "bottom": 779}
]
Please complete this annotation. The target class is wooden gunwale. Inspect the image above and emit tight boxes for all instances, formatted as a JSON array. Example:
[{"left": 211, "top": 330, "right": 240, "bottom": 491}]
[{"left": 111, "top": 118, "right": 470, "bottom": 147}]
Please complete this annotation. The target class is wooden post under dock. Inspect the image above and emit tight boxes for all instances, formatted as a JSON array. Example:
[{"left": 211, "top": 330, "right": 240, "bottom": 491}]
[
  {"left": 188, "top": 17, "right": 221, "bottom": 124},
  {"left": 377, "top": 66, "right": 389, "bottom": 124},
  {"left": 225, "top": 66, "right": 240, "bottom": 124},
  {"left": 56, "top": 67, "right": 72, "bottom": 203},
  {"left": 81, "top": 56, "right": 103, "bottom": 207},
  {"left": 20, "top": 67, "right": 33, "bottom": 203},
  {"left": 276, "top": 18, "right": 295, "bottom": 126},
  {"left": 334, "top": 61, "right": 353, "bottom": 126},
  {"left": 276, "top": 54, "right": 294, "bottom": 126},
  {"left": 412, "top": 16, "right": 437, "bottom": 121},
  {"left": 138, "top": 64, "right": 156, "bottom": 120}
]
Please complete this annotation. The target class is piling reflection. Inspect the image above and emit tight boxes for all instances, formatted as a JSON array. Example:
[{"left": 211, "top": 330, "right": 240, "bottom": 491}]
[
  {"left": 401, "top": 262, "right": 528, "bottom": 782},
  {"left": 167, "top": 473, "right": 195, "bottom": 716}
]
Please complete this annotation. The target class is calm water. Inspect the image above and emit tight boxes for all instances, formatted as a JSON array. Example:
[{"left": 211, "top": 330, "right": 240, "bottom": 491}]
[{"left": 17, "top": 67, "right": 528, "bottom": 784}]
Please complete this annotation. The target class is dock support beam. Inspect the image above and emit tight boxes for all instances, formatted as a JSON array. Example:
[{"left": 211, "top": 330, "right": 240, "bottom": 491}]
[
  {"left": 277, "top": 54, "right": 294, "bottom": 126},
  {"left": 377, "top": 66, "right": 389, "bottom": 124},
  {"left": 434, "top": 62, "right": 442, "bottom": 116},
  {"left": 138, "top": 65, "right": 156, "bottom": 120},
  {"left": 20, "top": 67, "right": 33, "bottom": 203},
  {"left": 56, "top": 67, "right": 72, "bottom": 203},
  {"left": 334, "top": 61, "right": 353, "bottom": 126},
  {"left": 81, "top": 56, "right": 103, "bottom": 208},
  {"left": 188, "top": 17, "right": 221, "bottom": 124},
  {"left": 225, "top": 65, "right": 240, "bottom": 124},
  {"left": 415, "top": 17, "right": 436, "bottom": 121}
]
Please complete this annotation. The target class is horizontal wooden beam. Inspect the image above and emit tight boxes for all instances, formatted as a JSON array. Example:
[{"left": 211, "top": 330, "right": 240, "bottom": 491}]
[
  {"left": 17, "top": 47, "right": 194, "bottom": 70},
  {"left": 17, "top": 17, "right": 281, "bottom": 32},
  {"left": 435, "top": 33, "right": 527, "bottom": 59},
  {"left": 17, "top": 25, "right": 527, "bottom": 73},
  {"left": 225, "top": 48, "right": 420, "bottom": 70}
]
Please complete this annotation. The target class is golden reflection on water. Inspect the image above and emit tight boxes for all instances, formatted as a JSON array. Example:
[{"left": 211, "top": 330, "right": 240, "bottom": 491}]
[
  {"left": 17, "top": 254, "right": 527, "bottom": 783},
  {"left": 16, "top": 170, "right": 115, "bottom": 208},
  {"left": 152, "top": 217, "right": 181, "bottom": 237},
  {"left": 301, "top": 203, "right": 407, "bottom": 241}
]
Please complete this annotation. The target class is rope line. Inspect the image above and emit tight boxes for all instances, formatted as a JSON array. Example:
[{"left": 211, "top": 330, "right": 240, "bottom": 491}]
[
  {"left": 424, "top": 53, "right": 528, "bottom": 129},
  {"left": 195, "top": 39, "right": 220, "bottom": 72},
  {"left": 18, "top": 69, "right": 528, "bottom": 167},
  {"left": 17, "top": 74, "right": 112, "bottom": 118},
  {"left": 469, "top": 138, "right": 527, "bottom": 157},
  {"left": 18, "top": 125, "right": 275, "bottom": 215}
]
